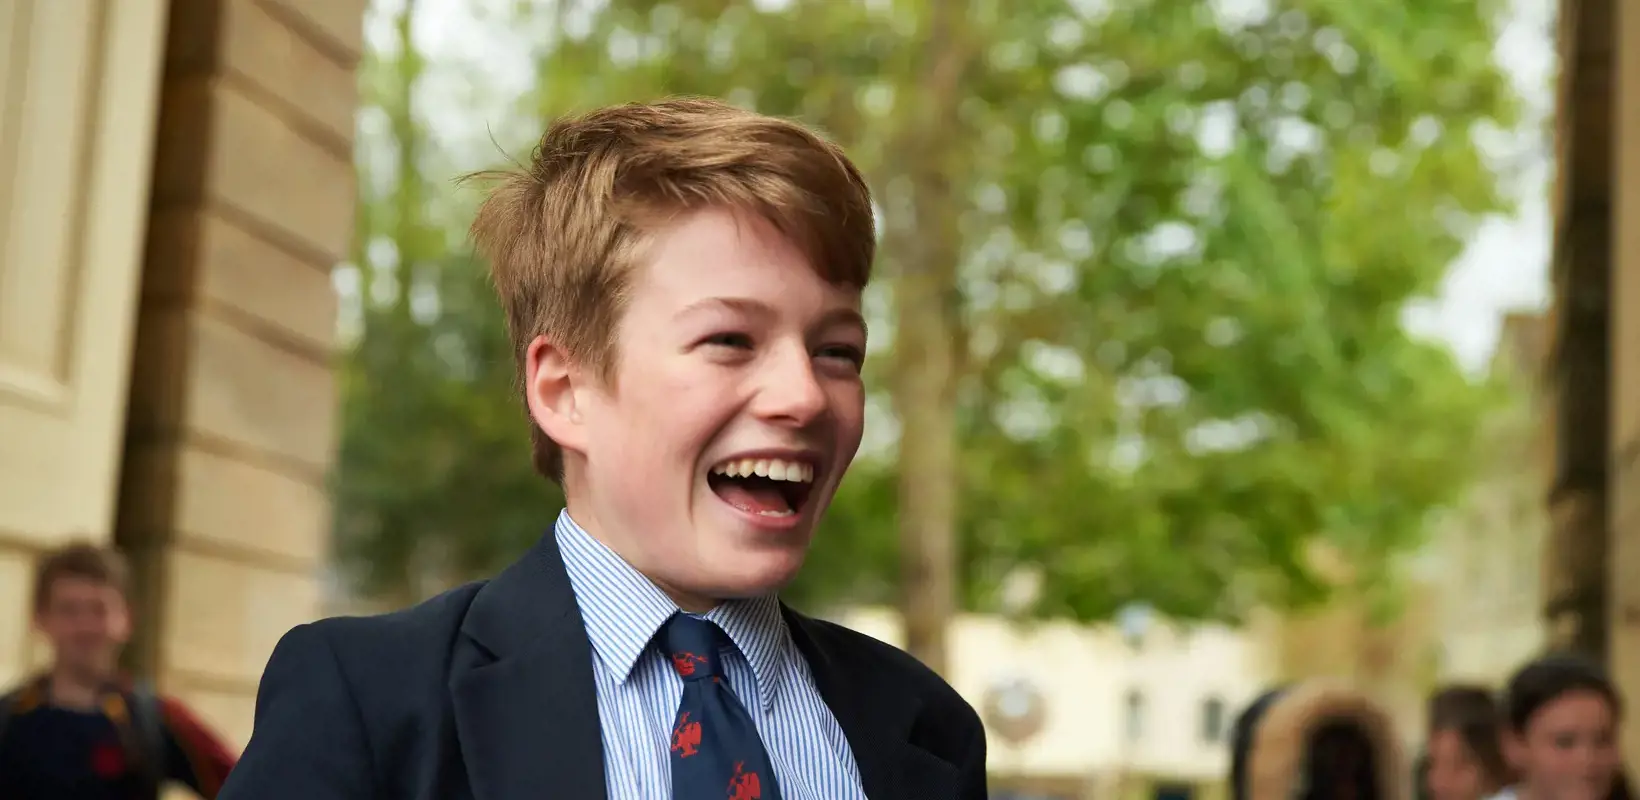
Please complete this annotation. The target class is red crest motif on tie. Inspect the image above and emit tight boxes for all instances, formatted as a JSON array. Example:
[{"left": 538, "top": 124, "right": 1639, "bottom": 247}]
[
  {"left": 671, "top": 651, "right": 708, "bottom": 677},
  {"left": 727, "top": 761, "right": 762, "bottom": 800},
  {"left": 671, "top": 711, "right": 702, "bottom": 758}
]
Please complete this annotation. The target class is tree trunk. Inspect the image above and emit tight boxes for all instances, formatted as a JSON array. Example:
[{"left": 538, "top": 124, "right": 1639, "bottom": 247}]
[
  {"left": 888, "top": 4, "right": 974, "bottom": 676},
  {"left": 893, "top": 273, "right": 960, "bottom": 674},
  {"left": 389, "top": 0, "right": 422, "bottom": 318}
]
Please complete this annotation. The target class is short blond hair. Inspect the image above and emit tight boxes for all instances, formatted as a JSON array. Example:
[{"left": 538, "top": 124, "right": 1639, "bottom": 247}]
[{"left": 468, "top": 97, "right": 876, "bottom": 481}]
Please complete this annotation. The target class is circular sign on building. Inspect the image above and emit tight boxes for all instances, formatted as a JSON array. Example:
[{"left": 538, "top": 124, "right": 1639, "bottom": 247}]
[{"left": 982, "top": 676, "right": 1047, "bottom": 745}]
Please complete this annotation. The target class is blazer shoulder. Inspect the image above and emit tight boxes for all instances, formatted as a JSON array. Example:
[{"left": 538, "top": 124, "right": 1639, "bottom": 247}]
[
  {"left": 302, "top": 581, "right": 487, "bottom": 677},
  {"left": 791, "top": 612, "right": 987, "bottom": 791},
  {"left": 793, "top": 613, "right": 981, "bottom": 725},
  {"left": 228, "top": 583, "right": 491, "bottom": 799}
]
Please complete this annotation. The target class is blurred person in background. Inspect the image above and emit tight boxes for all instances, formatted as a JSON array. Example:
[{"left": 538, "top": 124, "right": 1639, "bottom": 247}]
[
  {"left": 1491, "top": 654, "right": 1629, "bottom": 800},
  {"left": 1229, "top": 682, "right": 1407, "bottom": 800},
  {"left": 0, "top": 542, "right": 236, "bottom": 799},
  {"left": 1425, "top": 685, "right": 1512, "bottom": 800}
]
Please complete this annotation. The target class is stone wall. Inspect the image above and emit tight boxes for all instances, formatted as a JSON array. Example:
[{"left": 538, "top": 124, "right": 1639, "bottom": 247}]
[
  {"left": 1608, "top": 0, "right": 1640, "bottom": 771},
  {"left": 116, "top": 0, "right": 364, "bottom": 749},
  {"left": 1435, "top": 314, "right": 1549, "bottom": 685},
  {"left": 1551, "top": 0, "right": 1640, "bottom": 769},
  {"left": 1545, "top": 0, "right": 1613, "bottom": 664},
  {"left": 0, "top": 0, "right": 170, "bottom": 688}
]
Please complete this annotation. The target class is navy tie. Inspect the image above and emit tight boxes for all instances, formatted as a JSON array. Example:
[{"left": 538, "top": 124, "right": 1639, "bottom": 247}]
[{"left": 664, "top": 614, "right": 784, "bottom": 800}]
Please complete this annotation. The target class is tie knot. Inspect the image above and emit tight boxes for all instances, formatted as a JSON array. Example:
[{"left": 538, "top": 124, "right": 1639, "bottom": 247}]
[{"left": 662, "top": 614, "right": 726, "bottom": 681}]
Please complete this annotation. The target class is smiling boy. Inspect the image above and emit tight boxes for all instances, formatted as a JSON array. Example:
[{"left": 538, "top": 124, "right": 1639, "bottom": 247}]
[{"left": 220, "top": 98, "right": 988, "bottom": 800}]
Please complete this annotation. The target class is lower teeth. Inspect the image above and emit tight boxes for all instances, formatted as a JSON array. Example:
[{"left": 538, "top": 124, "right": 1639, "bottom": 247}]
[{"left": 756, "top": 509, "right": 795, "bottom": 517}]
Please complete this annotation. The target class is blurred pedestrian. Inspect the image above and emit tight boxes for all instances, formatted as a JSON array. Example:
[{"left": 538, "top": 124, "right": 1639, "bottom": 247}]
[
  {"left": 1492, "top": 654, "right": 1629, "bottom": 800},
  {"left": 1425, "top": 685, "right": 1511, "bottom": 800},
  {"left": 0, "top": 542, "right": 236, "bottom": 799},
  {"left": 1230, "top": 682, "right": 1407, "bottom": 800}
]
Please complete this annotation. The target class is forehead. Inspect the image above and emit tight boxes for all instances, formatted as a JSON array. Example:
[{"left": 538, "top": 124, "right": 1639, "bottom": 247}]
[
  {"left": 1532, "top": 692, "right": 1613, "bottom": 730},
  {"left": 43, "top": 575, "right": 120, "bottom": 604},
  {"left": 1428, "top": 729, "right": 1477, "bottom": 762},
  {"left": 628, "top": 207, "right": 861, "bottom": 315}
]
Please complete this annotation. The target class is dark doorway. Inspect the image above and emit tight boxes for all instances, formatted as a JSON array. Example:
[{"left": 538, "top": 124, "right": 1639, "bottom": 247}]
[{"left": 1155, "top": 781, "right": 1196, "bottom": 800}]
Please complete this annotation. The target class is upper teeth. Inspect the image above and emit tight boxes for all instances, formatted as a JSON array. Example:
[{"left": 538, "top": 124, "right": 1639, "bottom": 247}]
[{"left": 711, "top": 458, "right": 815, "bottom": 483}]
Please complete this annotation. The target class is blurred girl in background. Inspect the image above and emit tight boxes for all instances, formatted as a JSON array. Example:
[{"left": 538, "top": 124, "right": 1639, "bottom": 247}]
[
  {"left": 1492, "top": 654, "right": 1628, "bottom": 800},
  {"left": 1424, "top": 685, "right": 1511, "bottom": 800}
]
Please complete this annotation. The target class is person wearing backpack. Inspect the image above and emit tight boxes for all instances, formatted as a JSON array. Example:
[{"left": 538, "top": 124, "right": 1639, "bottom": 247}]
[{"left": 0, "top": 542, "right": 237, "bottom": 799}]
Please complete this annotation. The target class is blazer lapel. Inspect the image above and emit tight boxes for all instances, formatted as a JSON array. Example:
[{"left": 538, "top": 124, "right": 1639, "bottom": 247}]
[
  {"left": 783, "top": 608, "right": 961, "bottom": 799},
  {"left": 452, "top": 533, "right": 608, "bottom": 800}
]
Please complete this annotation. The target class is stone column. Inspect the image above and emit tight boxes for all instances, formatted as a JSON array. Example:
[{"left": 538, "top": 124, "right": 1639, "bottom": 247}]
[
  {"left": 116, "top": 0, "right": 364, "bottom": 749},
  {"left": 1544, "top": 0, "right": 1613, "bottom": 664},
  {"left": 1609, "top": 0, "right": 1640, "bottom": 771}
]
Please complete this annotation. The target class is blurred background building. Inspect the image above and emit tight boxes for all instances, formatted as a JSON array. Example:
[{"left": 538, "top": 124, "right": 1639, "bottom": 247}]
[
  {"left": 840, "top": 607, "right": 1268, "bottom": 799},
  {"left": 1426, "top": 312, "right": 1550, "bottom": 686},
  {"left": 0, "top": 0, "right": 364, "bottom": 747},
  {"left": 1549, "top": 0, "right": 1640, "bottom": 770}
]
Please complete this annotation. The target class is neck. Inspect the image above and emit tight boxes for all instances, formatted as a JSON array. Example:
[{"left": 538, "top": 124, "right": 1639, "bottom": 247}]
[
  {"left": 47, "top": 667, "right": 110, "bottom": 710},
  {"left": 664, "top": 585, "right": 720, "bottom": 615},
  {"left": 559, "top": 506, "right": 722, "bottom": 614}
]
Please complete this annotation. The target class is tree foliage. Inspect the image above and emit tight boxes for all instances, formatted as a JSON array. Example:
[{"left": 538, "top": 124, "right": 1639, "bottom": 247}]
[{"left": 335, "top": 0, "right": 1520, "bottom": 634}]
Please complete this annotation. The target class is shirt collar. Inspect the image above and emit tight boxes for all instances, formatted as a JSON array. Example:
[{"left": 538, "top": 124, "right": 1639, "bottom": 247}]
[{"left": 554, "top": 510, "right": 790, "bottom": 710}]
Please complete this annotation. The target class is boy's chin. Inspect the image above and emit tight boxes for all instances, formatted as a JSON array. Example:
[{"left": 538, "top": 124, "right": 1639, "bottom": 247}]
[{"left": 696, "top": 550, "right": 808, "bottom": 600}]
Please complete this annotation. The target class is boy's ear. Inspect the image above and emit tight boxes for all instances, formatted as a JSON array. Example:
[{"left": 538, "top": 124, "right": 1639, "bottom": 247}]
[{"left": 524, "top": 335, "right": 590, "bottom": 454}]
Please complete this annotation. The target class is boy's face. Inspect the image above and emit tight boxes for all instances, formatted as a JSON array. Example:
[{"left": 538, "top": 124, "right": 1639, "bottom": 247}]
[
  {"left": 532, "top": 207, "right": 867, "bottom": 610},
  {"left": 35, "top": 576, "right": 130, "bottom": 678}
]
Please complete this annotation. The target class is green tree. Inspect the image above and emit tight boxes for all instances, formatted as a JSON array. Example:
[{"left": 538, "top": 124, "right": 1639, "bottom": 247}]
[
  {"left": 335, "top": 0, "right": 1519, "bottom": 672},
  {"left": 334, "top": 0, "right": 562, "bottom": 602}
]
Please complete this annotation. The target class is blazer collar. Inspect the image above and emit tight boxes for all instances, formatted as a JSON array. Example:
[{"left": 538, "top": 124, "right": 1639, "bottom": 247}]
[
  {"left": 449, "top": 528, "right": 960, "bottom": 800},
  {"left": 450, "top": 529, "right": 608, "bottom": 800}
]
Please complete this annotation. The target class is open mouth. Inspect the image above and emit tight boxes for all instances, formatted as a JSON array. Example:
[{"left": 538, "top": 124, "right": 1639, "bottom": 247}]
[{"left": 706, "top": 456, "right": 817, "bottom": 518}]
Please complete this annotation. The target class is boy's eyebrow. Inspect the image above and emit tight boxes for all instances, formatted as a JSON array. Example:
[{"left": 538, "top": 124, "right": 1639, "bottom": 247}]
[{"left": 675, "top": 297, "right": 869, "bottom": 338}]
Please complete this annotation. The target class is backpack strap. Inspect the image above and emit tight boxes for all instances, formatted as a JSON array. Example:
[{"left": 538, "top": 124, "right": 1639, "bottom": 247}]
[
  {"left": 127, "top": 682, "right": 167, "bottom": 769},
  {"left": 121, "top": 681, "right": 168, "bottom": 797}
]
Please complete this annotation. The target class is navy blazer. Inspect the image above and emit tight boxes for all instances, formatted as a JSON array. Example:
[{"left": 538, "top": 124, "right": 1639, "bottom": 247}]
[{"left": 219, "top": 530, "right": 988, "bottom": 799}]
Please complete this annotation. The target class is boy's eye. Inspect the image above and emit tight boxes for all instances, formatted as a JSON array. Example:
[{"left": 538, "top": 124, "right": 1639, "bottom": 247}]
[
  {"left": 698, "top": 333, "right": 863, "bottom": 369},
  {"left": 819, "top": 345, "right": 865, "bottom": 368},
  {"left": 703, "top": 332, "right": 755, "bottom": 349}
]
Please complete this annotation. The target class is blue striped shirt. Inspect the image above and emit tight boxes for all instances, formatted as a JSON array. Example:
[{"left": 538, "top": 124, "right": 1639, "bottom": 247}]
[{"left": 555, "top": 511, "right": 869, "bottom": 799}]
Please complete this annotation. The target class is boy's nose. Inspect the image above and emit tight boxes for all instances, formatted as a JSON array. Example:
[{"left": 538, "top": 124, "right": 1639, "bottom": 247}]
[{"left": 753, "top": 347, "right": 828, "bottom": 425}]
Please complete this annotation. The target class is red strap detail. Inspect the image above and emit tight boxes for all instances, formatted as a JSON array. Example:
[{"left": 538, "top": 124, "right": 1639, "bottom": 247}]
[{"left": 159, "top": 696, "right": 238, "bottom": 798}]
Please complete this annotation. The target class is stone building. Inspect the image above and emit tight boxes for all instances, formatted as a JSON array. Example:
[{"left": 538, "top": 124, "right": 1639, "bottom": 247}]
[
  {"left": 1433, "top": 313, "right": 1549, "bottom": 685},
  {"left": 0, "top": 0, "right": 365, "bottom": 749},
  {"left": 1550, "top": 0, "right": 1640, "bottom": 770},
  {"left": 838, "top": 607, "right": 1269, "bottom": 800}
]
